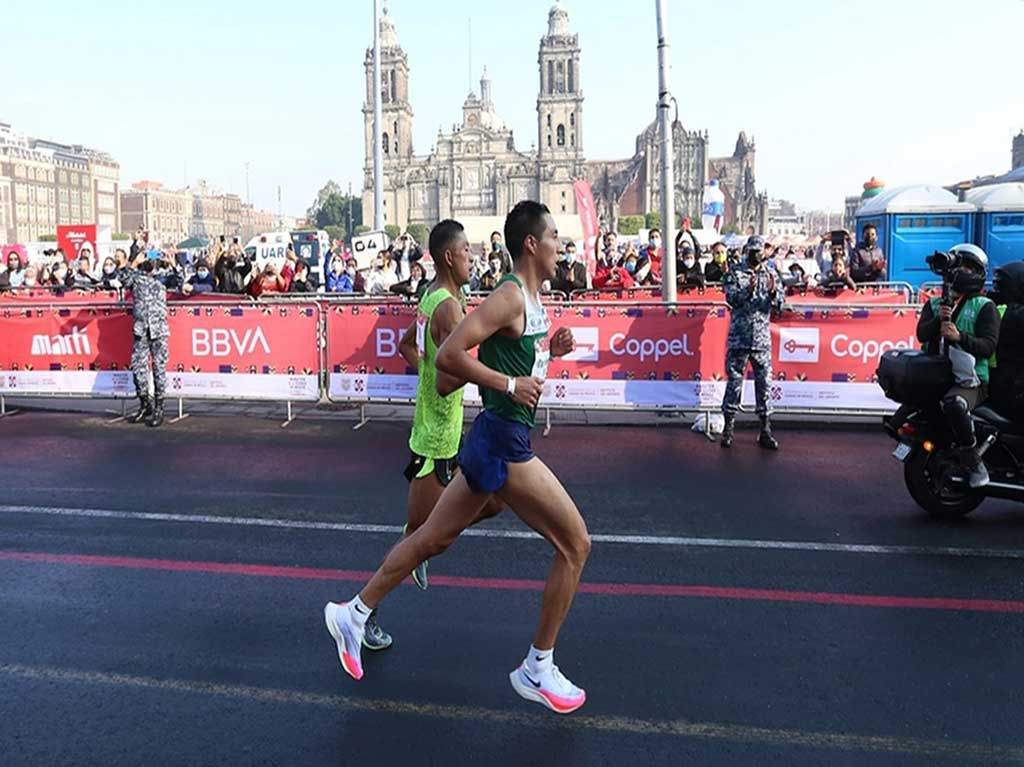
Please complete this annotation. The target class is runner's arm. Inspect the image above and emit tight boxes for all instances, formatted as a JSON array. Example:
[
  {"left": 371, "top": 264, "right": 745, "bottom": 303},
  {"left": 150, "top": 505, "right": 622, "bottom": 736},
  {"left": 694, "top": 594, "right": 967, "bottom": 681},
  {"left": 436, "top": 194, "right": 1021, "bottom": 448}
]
[
  {"left": 430, "top": 298, "right": 467, "bottom": 393},
  {"left": 398, "top": 322, "right": 418, "bottom": 368},
  {"left": 437, "top": 283, "right": 522, "bottom": 396}
]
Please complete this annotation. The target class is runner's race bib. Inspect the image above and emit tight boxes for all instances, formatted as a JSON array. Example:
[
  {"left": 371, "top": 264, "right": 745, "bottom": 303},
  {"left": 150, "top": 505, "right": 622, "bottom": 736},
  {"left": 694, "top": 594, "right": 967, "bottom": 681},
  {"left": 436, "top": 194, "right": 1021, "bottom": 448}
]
[
  {"left": 416, "top": 314, "right": 427, "bottom": 358},
  {"left": 532, "top": 337, "right": 551, "bottom": 380}
]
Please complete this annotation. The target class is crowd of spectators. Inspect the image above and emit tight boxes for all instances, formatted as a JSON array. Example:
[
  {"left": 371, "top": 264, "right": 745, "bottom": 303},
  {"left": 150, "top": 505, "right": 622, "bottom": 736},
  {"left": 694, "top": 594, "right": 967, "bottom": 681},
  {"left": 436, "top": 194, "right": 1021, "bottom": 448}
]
[{"left": 0, "top": 223, "right": 888, "bottom": 302}]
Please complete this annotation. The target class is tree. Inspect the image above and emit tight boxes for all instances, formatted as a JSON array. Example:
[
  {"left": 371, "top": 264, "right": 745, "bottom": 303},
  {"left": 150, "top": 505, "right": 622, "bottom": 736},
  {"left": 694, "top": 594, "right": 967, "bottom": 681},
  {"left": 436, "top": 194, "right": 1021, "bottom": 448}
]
[
  {"left": 644, "top": 212, "right": 661, "bottom": 230},
  {"left": 406, "top": 223, "right": 429, "bottom": 247},
  {"left": 307, "top": 181, "right": 362, "bottom": 238},
  {"left": 354, "top": 225, "right": 371, "bottom": 236},
  {"left": 306, "top": 181, "right": 343, "bottom": 223},
  {"left": 324, "top": 225, "right": 346, "bottom": 244},
  {"left": 384, "top": 224, "right": 401, "bottom": 241},
  {"left": 617, "top": 216, "right": 644, "bottom": 236},
  {"left": 38, "top": 234, "right": 57, "bottom": 242}
]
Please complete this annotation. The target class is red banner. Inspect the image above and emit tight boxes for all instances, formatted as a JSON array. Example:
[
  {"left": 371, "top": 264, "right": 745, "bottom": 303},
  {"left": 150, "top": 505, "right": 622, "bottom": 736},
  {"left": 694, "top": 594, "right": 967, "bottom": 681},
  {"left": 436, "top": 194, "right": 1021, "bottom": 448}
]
[
  {"left": 571, "top": 285, "right": 911, "bottom": 305},
  {"left": 56, "top": 225, "right": 97, "bottom": 262},
  {"left": 573, "top": 179, "right": 600, "bottom": 280},
  {"left": 0, "top": 301, "right": 321, "bottom": 400},
  {"left": 0, "top": 288, "right": 123, "bottom": 304}
]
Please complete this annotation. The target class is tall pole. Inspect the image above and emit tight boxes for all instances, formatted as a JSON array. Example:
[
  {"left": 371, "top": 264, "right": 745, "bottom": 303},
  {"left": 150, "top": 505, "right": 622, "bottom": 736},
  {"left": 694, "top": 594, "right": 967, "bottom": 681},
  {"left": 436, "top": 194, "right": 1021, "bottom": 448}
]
[
  {"left": 347, "top": 181, "right": 353, "bottom": 241},
  {"left": 656, "top": 0, "right": 677, "bottom": 302},
  {"left": 372, "top": 0, "right": 384, "bottom": 231}
]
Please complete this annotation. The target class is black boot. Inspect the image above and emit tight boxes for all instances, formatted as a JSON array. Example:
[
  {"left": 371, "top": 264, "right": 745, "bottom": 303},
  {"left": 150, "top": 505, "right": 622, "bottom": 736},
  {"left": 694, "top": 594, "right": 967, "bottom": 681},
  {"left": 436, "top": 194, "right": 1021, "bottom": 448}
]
[
  {"left": 720, "top": 415, "right": 735, "bottom": 448},
  {"left": 146, "top": 398, "right": 164, "bottom": 428},
  {"left": 757, "top": 415, "right": 779, "bottom": 450},
  {"left": 130, "top": 396, "right": 152, "bottom": 424},
  {"left": 960, "top": 445, "right": 990, "bottom": 489}
]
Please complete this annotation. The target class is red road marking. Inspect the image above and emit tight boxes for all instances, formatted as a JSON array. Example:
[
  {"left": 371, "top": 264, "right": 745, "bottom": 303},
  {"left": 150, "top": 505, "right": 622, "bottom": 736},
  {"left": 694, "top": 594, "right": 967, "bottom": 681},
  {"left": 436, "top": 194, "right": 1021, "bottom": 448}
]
[{"left": 2, "top": 549, "right": 1023, "bottom": 614}]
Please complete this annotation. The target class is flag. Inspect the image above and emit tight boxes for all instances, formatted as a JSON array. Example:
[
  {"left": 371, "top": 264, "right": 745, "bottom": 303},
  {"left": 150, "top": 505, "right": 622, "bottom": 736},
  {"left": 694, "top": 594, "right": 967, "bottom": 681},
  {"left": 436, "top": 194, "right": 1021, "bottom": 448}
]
[{"left": 573, "top": 179, "right": 599, "bottom": 280}]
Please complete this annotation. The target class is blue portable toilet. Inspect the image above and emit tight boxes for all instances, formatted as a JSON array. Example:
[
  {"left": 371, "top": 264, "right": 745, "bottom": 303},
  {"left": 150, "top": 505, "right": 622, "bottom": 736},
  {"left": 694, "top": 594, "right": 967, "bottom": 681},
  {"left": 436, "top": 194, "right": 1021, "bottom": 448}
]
[
  {"left": 966, "top": 183, "right": 1024, "bottom": 268},
  {"left": 855, "top": 185, "right": 975, "bottom": 288}
]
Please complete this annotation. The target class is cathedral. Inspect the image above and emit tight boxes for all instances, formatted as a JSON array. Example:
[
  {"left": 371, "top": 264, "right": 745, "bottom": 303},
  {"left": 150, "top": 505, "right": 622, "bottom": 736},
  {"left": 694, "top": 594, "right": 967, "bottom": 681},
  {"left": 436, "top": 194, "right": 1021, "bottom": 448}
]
[{"left": 362, "top": 2, "right": 766, "bottom": 236}]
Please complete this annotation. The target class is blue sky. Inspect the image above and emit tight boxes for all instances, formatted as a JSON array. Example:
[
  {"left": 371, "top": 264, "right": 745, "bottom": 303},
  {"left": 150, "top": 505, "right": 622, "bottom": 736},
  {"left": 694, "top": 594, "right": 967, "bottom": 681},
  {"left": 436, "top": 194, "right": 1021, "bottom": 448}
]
[{"left": 4, "top": 0, "right": 1020, "bottom": 217}]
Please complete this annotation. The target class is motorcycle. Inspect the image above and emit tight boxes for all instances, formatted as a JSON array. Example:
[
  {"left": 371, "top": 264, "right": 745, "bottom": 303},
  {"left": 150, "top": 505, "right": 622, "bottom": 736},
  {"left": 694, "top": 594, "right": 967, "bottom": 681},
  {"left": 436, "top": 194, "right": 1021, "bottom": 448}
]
[{"left": 880, "top": 350, "right": 1024, "bottom": 519}]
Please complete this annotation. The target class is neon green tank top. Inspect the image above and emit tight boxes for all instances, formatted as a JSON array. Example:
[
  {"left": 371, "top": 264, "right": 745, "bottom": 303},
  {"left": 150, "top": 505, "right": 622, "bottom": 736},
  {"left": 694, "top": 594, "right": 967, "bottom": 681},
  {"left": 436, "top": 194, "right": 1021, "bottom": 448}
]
[
  {"left": 409, "top": 286, "right": 465, "bottom": 459},
  {"left": 478, "top": 274, "right": 551, "bottom": 427}
]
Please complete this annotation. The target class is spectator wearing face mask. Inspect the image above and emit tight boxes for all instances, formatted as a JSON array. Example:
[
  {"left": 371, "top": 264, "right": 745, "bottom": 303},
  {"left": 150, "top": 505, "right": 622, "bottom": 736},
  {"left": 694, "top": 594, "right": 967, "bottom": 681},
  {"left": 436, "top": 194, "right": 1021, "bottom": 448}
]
[
  {"left": 3, "top": 251, "right": 26, "bottom": 289},
  {"left": 784, "top": 263, "right": 809, "bottom": 290},
  {"left": 705, "top": 243, "right": 729, "bottom": 283},
  {"left": 602, "top": 231, "right": 620, "bottom": 263},
  {"left": 186, "top": 259, "right": 215, "bottom": 294},
  {"left": 100, "top": 257, "right": 122, "bottom": 289},
  {"left": 326, "top": 255, "right": 352, "bottom": 293},
  {"left": 849, "top": 224, "right": 886, "bottom": 283},
  {"left": 676, "top": 241, "right": 705, "bottom": 289},
  {"left": 22, "top": 266, "right": 40, "bottom": 289},
  {"left": 73, "top": 253, "right": 100, "bottom": 289},
  {"left": 594, "top": 246, "right": 637, "bottom": 289},
  {"left": 390, "top": 261, "right": 428, "bottom": 301},
  {"left": 552, "top": 241, "right": 587, "bottom": 294},
  {"left": 393, "top": 233, "right": 424, "bottom": 279},
  {"left": 50, "top": 259, "right": 74, "bottom": 289},
  {"left": 637, "top": 230, "right": 663, "bottom": 285},
  {"left": 365, "top": 251, "right": 399, "bottom": 296}
]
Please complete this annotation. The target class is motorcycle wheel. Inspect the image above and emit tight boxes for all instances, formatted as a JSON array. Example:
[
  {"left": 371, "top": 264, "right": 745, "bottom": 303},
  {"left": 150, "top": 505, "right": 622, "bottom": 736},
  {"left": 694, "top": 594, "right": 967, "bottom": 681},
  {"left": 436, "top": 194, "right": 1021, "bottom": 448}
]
[{"left": 903, "top": 448, "right": 984, "bottom": 519}]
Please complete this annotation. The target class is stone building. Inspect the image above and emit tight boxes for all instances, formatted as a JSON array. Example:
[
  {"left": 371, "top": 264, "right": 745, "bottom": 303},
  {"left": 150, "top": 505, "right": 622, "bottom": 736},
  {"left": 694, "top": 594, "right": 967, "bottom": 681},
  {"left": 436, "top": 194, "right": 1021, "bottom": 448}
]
[
  {"left": 1013, "top": 130, "right": 1023, "bottom": 171},
  {"left": 120, "top": 181, "right": 192, "bottom": 247},
  {"left": 360, "top": 2, "right": 765, "bottom": 236}
]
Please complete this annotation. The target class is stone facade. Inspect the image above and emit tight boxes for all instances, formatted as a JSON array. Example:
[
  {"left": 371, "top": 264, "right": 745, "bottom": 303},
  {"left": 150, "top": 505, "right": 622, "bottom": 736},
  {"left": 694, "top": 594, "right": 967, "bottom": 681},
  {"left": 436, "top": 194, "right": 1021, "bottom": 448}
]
[
  {"left": 1013, "top": 130, "right": 1023, "bottom": 171},
  {"left": 361, "top": 2, "right": 764, "bottom": 234}
]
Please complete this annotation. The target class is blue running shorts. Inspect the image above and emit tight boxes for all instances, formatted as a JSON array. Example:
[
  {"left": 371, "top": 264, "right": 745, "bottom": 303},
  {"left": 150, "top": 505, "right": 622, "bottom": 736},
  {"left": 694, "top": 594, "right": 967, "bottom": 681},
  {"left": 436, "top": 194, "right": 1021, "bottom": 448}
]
[{"left": 457, "top": 411, "right": 534, "bottom": 494}]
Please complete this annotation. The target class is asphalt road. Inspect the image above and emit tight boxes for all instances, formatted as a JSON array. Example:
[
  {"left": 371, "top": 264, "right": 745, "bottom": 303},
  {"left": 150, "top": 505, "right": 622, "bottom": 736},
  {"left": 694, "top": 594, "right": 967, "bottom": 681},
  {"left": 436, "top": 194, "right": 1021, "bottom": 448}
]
[{"left": 0, "top": 411, "right": 1022, "bottom": 766}]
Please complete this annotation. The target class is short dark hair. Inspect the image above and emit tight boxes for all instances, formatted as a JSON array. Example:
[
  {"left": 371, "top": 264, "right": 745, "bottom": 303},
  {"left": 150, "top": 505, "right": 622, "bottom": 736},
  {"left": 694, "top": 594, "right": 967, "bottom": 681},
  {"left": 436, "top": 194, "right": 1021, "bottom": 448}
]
[
  {"left": 428, "top": 219, "right": 465, "bottom": 264},
  {"left": 504, "top": 200, "right": 551, "bottom": 261},
  {"left": 490, "top": 231, "right": 503, "bottom": 240},
  {"left": 863, "top": 223, "right": 877, "bottom": 233},
  {"left": 649, "top": 228, "right": 661, "bottom": 237}
]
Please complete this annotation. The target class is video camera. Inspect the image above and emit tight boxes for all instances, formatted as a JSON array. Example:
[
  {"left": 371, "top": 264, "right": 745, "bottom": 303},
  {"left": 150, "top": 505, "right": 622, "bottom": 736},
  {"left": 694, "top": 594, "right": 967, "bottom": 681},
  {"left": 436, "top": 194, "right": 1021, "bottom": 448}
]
[{"left": 926, "top": 250, "right": 964, "bottom": 278}]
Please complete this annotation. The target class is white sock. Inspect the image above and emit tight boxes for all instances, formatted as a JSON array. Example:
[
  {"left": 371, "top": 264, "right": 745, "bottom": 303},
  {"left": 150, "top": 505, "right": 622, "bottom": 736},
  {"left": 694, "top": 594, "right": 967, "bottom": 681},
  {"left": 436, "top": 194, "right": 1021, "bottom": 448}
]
[
  {"left": 526, "top": 645, "right": 553, "bottom": 675},
  {"left": 347, "top": 595, "right": 371, "bottom": 628}
]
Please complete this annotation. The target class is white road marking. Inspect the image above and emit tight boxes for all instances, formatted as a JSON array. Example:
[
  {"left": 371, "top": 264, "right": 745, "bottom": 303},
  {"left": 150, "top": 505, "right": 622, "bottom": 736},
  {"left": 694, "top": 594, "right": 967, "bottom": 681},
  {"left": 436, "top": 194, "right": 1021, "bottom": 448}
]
[{"left": 1, "top": 504, "right": 1021, "bottom": 560}]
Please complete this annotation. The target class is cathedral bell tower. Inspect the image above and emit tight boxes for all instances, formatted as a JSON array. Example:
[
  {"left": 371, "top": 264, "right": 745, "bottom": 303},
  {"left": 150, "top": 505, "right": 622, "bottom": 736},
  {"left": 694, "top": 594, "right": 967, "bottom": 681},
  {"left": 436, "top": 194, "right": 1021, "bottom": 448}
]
[
  {"left": 363, "top": 7, "right": 414, "bottom": 168},
  {"left": 536, "top": 1, "right": 583, "bottom": 214}
]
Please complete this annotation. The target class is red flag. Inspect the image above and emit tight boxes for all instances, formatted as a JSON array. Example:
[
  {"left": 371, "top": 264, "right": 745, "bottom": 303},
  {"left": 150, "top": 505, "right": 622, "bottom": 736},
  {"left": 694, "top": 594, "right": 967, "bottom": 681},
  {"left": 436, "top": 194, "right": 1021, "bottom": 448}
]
[{"left": 573, "top": 180, "right": 599, "bottom": 279}]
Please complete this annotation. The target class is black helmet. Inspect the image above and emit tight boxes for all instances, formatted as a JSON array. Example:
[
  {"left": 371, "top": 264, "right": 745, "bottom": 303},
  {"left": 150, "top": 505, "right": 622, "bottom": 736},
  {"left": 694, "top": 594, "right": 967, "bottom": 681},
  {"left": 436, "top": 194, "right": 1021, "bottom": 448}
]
[{"left": 991, "top": 261, "right": 1024, "bottom": 305}]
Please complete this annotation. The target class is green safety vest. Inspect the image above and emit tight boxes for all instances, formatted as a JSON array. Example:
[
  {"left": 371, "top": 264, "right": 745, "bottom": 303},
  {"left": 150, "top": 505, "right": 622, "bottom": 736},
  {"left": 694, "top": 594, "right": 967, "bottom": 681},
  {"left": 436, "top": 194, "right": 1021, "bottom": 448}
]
[
  {"left": 991, "top": 304, "right": 1008, "bottom": 369},
  {"left": 928, "top": 295, "right": 996, "bottom": 383}
]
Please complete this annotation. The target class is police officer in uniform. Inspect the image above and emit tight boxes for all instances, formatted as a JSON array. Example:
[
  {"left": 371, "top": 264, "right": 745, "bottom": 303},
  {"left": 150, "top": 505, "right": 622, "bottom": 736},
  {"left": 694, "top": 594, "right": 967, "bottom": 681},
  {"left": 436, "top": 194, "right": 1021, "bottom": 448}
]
[
  {"left": 720, "top": 235, "right": 784, "bottom": 449},
  {"left": 118, "top": 252, "right": 169, "bottom": 427}
]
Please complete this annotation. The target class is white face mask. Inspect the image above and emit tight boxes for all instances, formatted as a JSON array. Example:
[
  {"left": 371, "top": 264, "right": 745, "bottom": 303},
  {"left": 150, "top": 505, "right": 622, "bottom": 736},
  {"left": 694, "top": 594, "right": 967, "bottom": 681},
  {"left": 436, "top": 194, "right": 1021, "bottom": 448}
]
[
  {"left": 683, "top": 257, "right": 696, "bottom": 269},
  {"left": 346, "top": 267, "right": 356, "bottom": 277},
  {"left": 197, "top": 269, "right": 209, "bottom": 279}
]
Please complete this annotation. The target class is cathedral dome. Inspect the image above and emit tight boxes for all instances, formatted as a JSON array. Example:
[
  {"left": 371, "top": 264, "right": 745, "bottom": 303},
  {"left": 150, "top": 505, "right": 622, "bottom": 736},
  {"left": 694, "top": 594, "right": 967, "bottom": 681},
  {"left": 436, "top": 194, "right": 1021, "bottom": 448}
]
[{"left": 547, "top": 1, "right": 570, "bottom": 36}]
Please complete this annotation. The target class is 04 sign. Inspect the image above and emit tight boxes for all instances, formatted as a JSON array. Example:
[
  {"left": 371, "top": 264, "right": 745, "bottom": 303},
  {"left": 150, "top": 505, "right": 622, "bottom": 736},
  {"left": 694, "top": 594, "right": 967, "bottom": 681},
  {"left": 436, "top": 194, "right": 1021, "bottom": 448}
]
[{"left": 350, "top": 230, "right": 391, "bottom": 270}]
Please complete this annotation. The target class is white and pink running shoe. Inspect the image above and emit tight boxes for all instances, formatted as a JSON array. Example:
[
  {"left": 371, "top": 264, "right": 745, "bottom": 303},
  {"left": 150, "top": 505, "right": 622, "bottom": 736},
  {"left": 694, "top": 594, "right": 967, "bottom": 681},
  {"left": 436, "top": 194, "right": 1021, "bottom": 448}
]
[
  {"left": 324, "top": 602, "right": 365, "bottom": 680},
  {"left": 509, "top": 663, "right": 586, "bottom": 714}
]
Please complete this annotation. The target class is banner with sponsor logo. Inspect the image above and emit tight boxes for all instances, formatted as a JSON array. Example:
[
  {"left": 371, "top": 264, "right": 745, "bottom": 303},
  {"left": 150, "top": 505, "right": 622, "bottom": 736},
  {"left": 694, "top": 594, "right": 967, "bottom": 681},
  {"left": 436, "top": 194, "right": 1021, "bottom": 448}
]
[
  {"left": 746, "top": 307, "right": 918, "bottom": 411},
  {"left": 164, "top": 303, "right": 320, "bottom": 401},
  {"left": 0, "top": 306, "right": 135, "bottom": 395},
  {"left": 0, "top": 302, "right": 320, "bottom": 401},
  {"left": 573, "top": 180, "right": 600, "bottom": 281},
  {"left": 325, "top": 301, "right": 916, "bottom": 412},
  {"left": 325, "top": 302, "right": 730, "bottom": 409}
]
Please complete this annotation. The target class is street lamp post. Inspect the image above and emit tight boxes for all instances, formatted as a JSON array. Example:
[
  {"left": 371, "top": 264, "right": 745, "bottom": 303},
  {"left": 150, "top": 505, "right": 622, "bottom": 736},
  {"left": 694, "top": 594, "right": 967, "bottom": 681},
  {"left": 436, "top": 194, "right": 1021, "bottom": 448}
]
[
  {"left": 655, "top": 0, "right": 676, "bottom": 302},
  {"left": 372, "top": 0, "right": 384, "bottom": 231}
]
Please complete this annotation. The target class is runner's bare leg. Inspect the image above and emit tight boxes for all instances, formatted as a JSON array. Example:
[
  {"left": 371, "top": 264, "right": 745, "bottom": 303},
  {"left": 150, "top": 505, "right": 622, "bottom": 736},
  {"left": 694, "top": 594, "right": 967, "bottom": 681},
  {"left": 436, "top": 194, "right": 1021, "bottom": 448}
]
[
  {"left": 361, "top": 473, "right": 491, "bottom": 606},
  {"left": 497, "top": 457, "right": 591, "bottom": 650},
  {"left": 407, "top": 472, "right": 503, "bottom": 536}
]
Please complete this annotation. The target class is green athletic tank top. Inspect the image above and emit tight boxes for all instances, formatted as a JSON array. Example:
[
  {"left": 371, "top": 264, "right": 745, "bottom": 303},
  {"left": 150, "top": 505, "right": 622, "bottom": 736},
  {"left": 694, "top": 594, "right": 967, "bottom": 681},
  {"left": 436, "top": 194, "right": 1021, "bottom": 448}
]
[
  {"left": 478, "top": 274, "right": 551, "bottom": 427},
  {"left": 409, "top": 286, "right": 464, "bottom": 459}
]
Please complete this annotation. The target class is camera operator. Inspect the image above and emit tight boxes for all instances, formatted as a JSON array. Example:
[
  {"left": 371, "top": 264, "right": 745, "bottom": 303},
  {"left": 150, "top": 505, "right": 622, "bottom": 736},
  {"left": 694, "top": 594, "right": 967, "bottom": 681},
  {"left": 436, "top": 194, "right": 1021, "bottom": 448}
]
[
  {"left": 987, "top": 261, "right": 1024, "bottom": 424},
  {"left": 917, "top": 245, "right": 1000, "bottom": 488}
]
